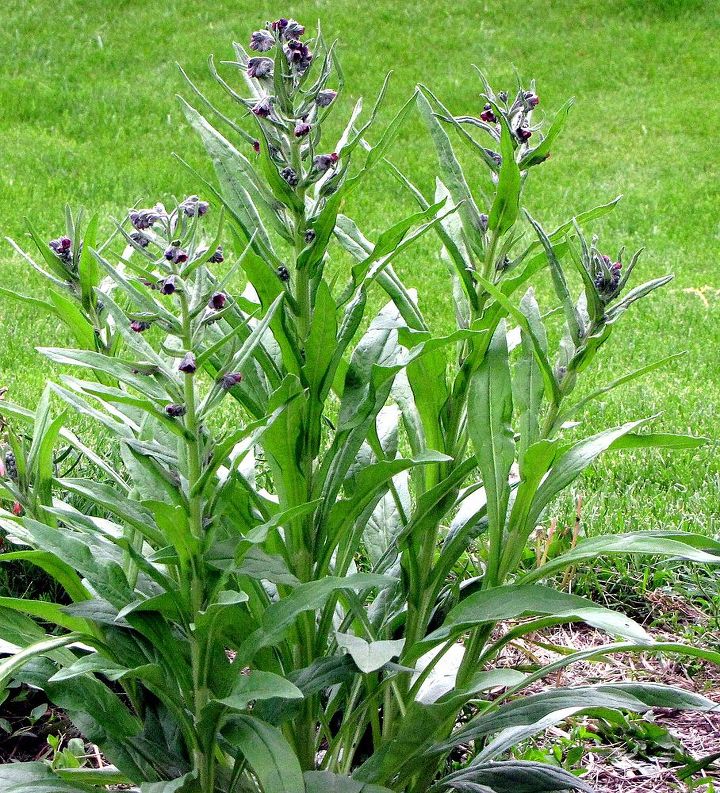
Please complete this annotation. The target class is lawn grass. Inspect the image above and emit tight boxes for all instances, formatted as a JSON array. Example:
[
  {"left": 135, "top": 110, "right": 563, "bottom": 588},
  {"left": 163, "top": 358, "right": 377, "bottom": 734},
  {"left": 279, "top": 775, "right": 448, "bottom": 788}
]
[{"left": 1, "top": 0, "right": 718, "bottom": 552}]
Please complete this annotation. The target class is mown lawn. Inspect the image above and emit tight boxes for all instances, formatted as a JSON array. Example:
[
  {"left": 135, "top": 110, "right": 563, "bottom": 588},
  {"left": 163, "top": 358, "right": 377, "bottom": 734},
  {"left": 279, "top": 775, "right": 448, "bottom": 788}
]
[{"left": 1, "top": 0, "right": 718, "bottom": 551}]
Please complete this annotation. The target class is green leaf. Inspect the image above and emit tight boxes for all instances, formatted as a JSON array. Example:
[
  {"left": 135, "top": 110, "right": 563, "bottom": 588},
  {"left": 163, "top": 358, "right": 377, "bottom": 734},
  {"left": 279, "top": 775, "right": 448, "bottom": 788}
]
[
  {"left": 224, "top": 715, "right": 305, "bottom": 793},
  {"left": 141, "top": 772, "right": 199, "bottom": 793},
  {"left": 77, "top": 214, "right": 100, "bottom": 310},
  {"left": 608, "top": 432, "right": 708, "bottom": 450},
  {"left": 467, "top": 321, "right": 515, "bottom": 583},
  {"left": 409, "top": 584, "right": 649, "bottom": 662},
  {"left": 305, "top": 771, "right": 394, "bottom": 793},
  {"left": 0, "top": 762, "right": 98, "bottom": 792},
  {"left": 488, "top": 119, "right": 522, "bottom": 235},
  {"left": 335, "top": 633, "right": 405, "bottom": 674},
  {"left": 442, "top": 760, "right": 593, "bottom": 793},
  {"left": 0, "top": 597, "right": 88, "bottom": 634},
  {"left": 216, "top": 671, "right": 303, "bottom": 712},
  {"left": 519, "top": 97, "right": 574, "bottom": 169},
  {"left": 0, "top": 633, "right": 82, "bottom": 693}
]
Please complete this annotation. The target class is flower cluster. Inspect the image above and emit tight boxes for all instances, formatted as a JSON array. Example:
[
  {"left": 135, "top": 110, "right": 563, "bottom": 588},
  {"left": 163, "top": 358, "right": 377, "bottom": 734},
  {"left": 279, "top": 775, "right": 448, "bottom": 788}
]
[
  {"left": 130, "top": 204, "right": 167, "bottom": 230},
  {"left": 594, "top": 253, "right": 623, "bottom": 298},
  {"left": 49, "top": 236, "right": 72, "bottom": 264}
]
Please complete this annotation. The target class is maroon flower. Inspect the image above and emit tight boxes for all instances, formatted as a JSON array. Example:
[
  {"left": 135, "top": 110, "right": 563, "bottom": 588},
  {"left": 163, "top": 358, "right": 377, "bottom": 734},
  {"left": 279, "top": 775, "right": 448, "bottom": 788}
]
[
  {"left": 179, "top": 352, "right": 197, "bottom": 374},
  {"left": 284, "top": 39, "right": 312, "bottom": 72},
  {"left": 252, "top": 139, "right": 261, "bottom": 153},
  {"left": 161, "top": 275, "right": 178, "bottom": 294},
  {"left": 209, "top": 246, "right": 224, "bottom": 264},
  {"left": 516, "top": 126, "right": 532, "bottom": 142},
  {"left": 164, "top": 245, "right": 188, "bottom": 264},
  {"left": 294, "top": 122, "right": 311, "bottom": 138},
  {"left": 129, "top": 204, "right": 166, "bottom": 230},
  {"left": 49, "top": 236, "right": 72, "bottom": 263},
  {"left": 271, "top": 18, "right": 288, "bottom": 32},
  {"left": 251, "top": 98, "right": 272, "bottom": 118},
  {"left": 209, "top": 291, "right": 227, "bottom": 310},
  {"left": 165, "top": 404, "right": 187, "bottom": 418},
  {"left": 313, "top": 152, "right": 339, "bottom": 173},
  {"left": 316, "top": 89, "right": 337, "bottom": 107},
  {"left": 524, "top": 92, "right": 540, "bottom": 108},
  {"left": 250, "top": 29, "right": 274, "bottom": 51},
  {"left": 247, "top": 57, "right": 273, "bottom": 79},
  {"left": 180, "top": 195, "right": 209, "bottom": 217},
  {"left": 12, "top": 501, "right": 23, "bottom": 516},
  {"left": 218, "top": 372, "right": 243, "bottom": 389},
  {"left": 480, "top": 103, "right": 497, "bottom": 124},
  {"left": 130, "top": 320, "right": 151, "bottom": 333}
]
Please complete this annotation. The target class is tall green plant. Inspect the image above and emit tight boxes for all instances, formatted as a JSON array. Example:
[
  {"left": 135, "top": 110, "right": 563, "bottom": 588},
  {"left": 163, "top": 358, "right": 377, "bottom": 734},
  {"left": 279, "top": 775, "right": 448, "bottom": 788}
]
[{"left": 1, "top": 18, "right": 719, "bottom": 793}]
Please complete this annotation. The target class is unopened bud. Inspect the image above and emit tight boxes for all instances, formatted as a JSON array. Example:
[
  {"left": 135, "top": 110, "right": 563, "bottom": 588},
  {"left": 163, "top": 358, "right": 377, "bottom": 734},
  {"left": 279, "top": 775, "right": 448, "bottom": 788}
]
[
  {"left": 316, "top": 89, "right": 337, "bottom": 107},
  {"left": 219, "top": 372, "right": 243, "bottom": 389},
  {"left": 209, "top": 292, "right": 227, "bottom": 310},
  {"left": 130, "top": 320, "right": 151, "bottom": 333},
  {"left": 179, "top": 352, "right": 197, "bottom": 374},
  {"left": 165, "top": 404, "right": 187, "bottom": 418}
]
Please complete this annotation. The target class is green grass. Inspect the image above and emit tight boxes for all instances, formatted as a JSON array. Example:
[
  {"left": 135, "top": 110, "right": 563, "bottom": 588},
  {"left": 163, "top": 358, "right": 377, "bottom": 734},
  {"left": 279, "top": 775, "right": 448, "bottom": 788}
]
[{"left": 1, "top": 0, "right": 719, "bottom": 549}]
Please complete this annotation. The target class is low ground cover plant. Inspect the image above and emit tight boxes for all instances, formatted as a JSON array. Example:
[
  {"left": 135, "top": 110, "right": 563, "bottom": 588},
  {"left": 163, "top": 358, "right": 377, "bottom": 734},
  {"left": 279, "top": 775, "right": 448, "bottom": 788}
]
[{"left": 0, "top": 17, "right": 719, "bottom": 793}]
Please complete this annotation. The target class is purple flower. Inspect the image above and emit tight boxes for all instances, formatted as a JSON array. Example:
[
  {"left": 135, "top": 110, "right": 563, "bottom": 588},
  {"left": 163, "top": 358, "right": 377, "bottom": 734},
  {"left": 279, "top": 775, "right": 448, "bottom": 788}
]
[
  {"left": 180, "top": 195, "right": 209, "bottom": 217},
  {"left": 209, "top": 246, "right": 224, "bottom": 264},
  {"left": 179, "top": 352, "right": 197, "bottom": 374},
  {"left": 516, "top": 126, "right": 532, "bottom": 142},
  {"left": 161, "top": 275, "right": 178, "bottom": 294},
  {"left": 164, "top": 245, "right": 188, "bottom": 265},
  {"left": 316, "top": 89, "right": 337, "bottom": 108},
  {"left": 313, "top": 152, "right": 339, "bottom": 173},
  {"left": 219, "top": 372, "right": 244, "bottom": 389},
  {"left": 480, "top": 103, "right": 497, "bottom": 124},
  {"left": 130, "top": 231, "right": 150, "bottom": 248},
  {"left": 281, "top": 167, "right": 299, "bottom": 186},
  {"left": 49, "top": 236, "right": 73, "bottom": 263},
  {"left": 284, "top": 39, "right": 312, "bottom": 72},
  {"left": 209, "top": 291, "right": 227, "bottom": 310},
  {"left": 284, "top": 19, "right": 305, "bottom": 38},
  {"left": 304, "top": 229, "right": 316, "bottom": 244},
  {"left": 277, "top": 265, "right": 290, "bottom": 282},
  {"left": 294, "top": 122, "right": 311, "bottom": 138},
  {"left": 247, "top": 57, "right": 273, "bottom": 79},
  {"left": 130, "top": 320, "right": 151, "bottom": 333},
  {"left": 251, "top": 98, "right": 272, "bottom": 118},
  {"left": 129, "top": 204, "right": 166, "bottom": 230},
  {"left": 271, "top": 18, "right": 288, "bottom": 32},
  {"left": 250, "top": 29, "right": 274, "bottom": 51},
  {"left": 165, "top": 403, "right": 187, "bottom": 418},
  {"left": 524, "top": 92, "right": 540, "bottom": 108}
]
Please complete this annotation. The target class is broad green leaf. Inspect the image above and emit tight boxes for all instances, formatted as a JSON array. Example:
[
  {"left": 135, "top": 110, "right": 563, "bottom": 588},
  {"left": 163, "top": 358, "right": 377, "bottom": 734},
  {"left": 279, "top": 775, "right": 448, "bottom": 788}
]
[
  {"left": 305, "top": 771, "right": 394, "bottom": 793},
  {"left": 216, "top": 670, "right": 303, "bottom": 711},
  {"left": 0, "top": 762, "right": 98, "bottom": 793},
  {"left": 488, "top": 118, "right": 521, "bottom": 235},
  {"left": 519, "top": 97, "right": 574, "bottom": 168},
  {"left": 442, "top": 760, "right": 593, "bottom": 793},
  {"left": 0, "top": 633, "right": 81, "bottom": 693},
  {"left": 335, "top": 632, "right": 405, "bottom": 674}
]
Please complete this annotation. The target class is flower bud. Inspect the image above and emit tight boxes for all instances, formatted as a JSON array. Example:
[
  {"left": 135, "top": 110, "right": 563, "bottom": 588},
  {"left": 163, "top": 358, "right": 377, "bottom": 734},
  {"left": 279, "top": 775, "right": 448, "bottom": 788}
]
[
  {"left": 179, "top": 352, "right": 197, "bottom": 374},
  {"left": 161, "top": 275, "right": 178, "bottom": 295},
  {"left": 209, "top": 246, "right": 224, "bottom": 264},
  {"left": 294, "top": 122, "right": 311, "bottom": 138},
  {"left": 498, "top": 91, "right": 508, "bottom": 102},
  {"left": 209, "top": 291, "right": 227, "bottom": 310},
  {"left": 130, "top": 320, "right": 151, "bottom": 333},
  {"left": 12, "top": 501, "right": 23, "bottom": 516},
  {"left": 281, "top": 167, "right": 299, "bottom": 186},
  {"left": 251, "top": 98, "right": 272, "bottom": 118},
  {"left": 524, "top": 91, "right": 540, "bottom": 108},
  {"left": 250, "top": 29, "right": 274, "bottom": 51},
  {"left": 316, "top": 89, "right": 337, "bottom": 107},
  {"left": 130, "top": 231, "right": 150, "bottom": 248},
  {"left": 49, "top": 236, "right": 72, "bottom": 263},
  {"left": 479, "top": 213, "right": 489, "bottom": 233},
  {"left": 313, "top": 152, "right": 339, "bottom": 173},
  {"left": 480, "top": 103, "right": 497, "bottom": 123},
  {"left": 180, "top": 195, "right": 209, "bottom": 217},
  {"left": 4, "top": 452, "right": 17, "bottom": 481},
  {"left": 129, "top": 204, "right": 166, "bottom": 230},
  {"left": 219, "top": 372, "right": 244, "bottom": 389},
  {"left": 271, "top": 18, "right": 288, "bottom": 32},
  {"left": 165, "top": 404, "right": 187, "bottom": 418},
  {"left": 284, "top": 39, "right": 312, "bottom": 72},
  {"left": 304, "top": 229, "right": 316, "bottom": 244},
  {"left": 516, "top": 126, "right": 532, "bottom": 142},
  {"left": 277, "top": 265, "right": 290, "bottom": 282},
  {"left": 252, "top": 139, "right": 261, "bottom": 153},
  {"left": 164, "top": 245, "right": 188, "bottom": 264},
  {"left": 247, "top": 57, "right": 274, "bottom": 79}
]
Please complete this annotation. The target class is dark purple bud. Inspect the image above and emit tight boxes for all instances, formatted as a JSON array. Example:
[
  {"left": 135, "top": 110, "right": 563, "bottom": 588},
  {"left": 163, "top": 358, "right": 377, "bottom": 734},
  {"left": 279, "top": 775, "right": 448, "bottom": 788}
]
[
  {"left": 49, "top": 236, "right": 73, "bottom": 263},
  {"left": 516, "top": 126, "right": 532, "bottom": 142},
  {"left": 304, "top": 229, "right": 316, "bottom": 244},
  {"left": 164, "top": 245, "right": 188, "bottom": 265},
  {"left": 161, "top": 275, "right": 178, "bottom": 295},
  {"left": 524, "top": 92, "right": 540, "bottom": 108},
  {"left": 130, "top": 320, "right": 151, "bottom": 333},
  {"left": 498, "top": 91, "right": 508, "bottom": 102},
  {"left": 130, "top": 231, "right": 150, "bottom": 248},
  {"left": 251, "top": 98, "right": 272, "bottom": 118},
  {"left": 252, "top": 139, "right": 260, "bottom": 153},
  {"left": 4, "top": 451, "right": 17, "bottom": 481},
  {"left": 179, "top": 351, "right": 197, "bottom": 374},
  {"left": 209, "top": 246, "right": 224, "bottom": 264},
  {"left": 129, "top": 204, "right": 166, "bottom": 230},
  {"left": 277, "top": 265, "right": 290, "bottom": 282},
  {"left": 316, "top": 89, "right": 337, "bottom": 107},
  {"left": 250, "top": 29, "right": 274, "bottom": 51},
  {"left": 313, "top": 152, "right": 339, "bottom": 173},
  {"left": 219, "top": 372, "right": 244, "bottom": 389},
  {"left": 480, "top": 103, "right": 497, "bottom": 124},
  {"left": 247, "top": 57, "right": 274, "bottom": 79},
  {"left": 294, "top": 122, "right": 311, "bottom": 138},
  {"left": 180, "top": 195, "right": 209, "bottom": 217},
  {"left": 479, "top": 213, "right": 489, "bottom": 233},
  {"left": 271, "top": 17, "right": 288, "bottom": 31},
  {"left": 612, "top": 261, "right": 622, "bottom": 272},
  {"left": 165, "top": 403, "right": 187, "bottom": 418},
  {"left": 281, "top": 167, "right": 299, "bottom": 187},
  {"left": 209, "top": 291, "right": 227, "bottom": 310}
]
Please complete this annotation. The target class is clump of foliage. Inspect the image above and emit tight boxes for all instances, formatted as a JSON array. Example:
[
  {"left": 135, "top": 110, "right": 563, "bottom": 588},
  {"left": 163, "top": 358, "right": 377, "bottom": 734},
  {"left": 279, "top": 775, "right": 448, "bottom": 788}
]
[{"left": 1, "top": 17, "right": 719, "bottom": 793}]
